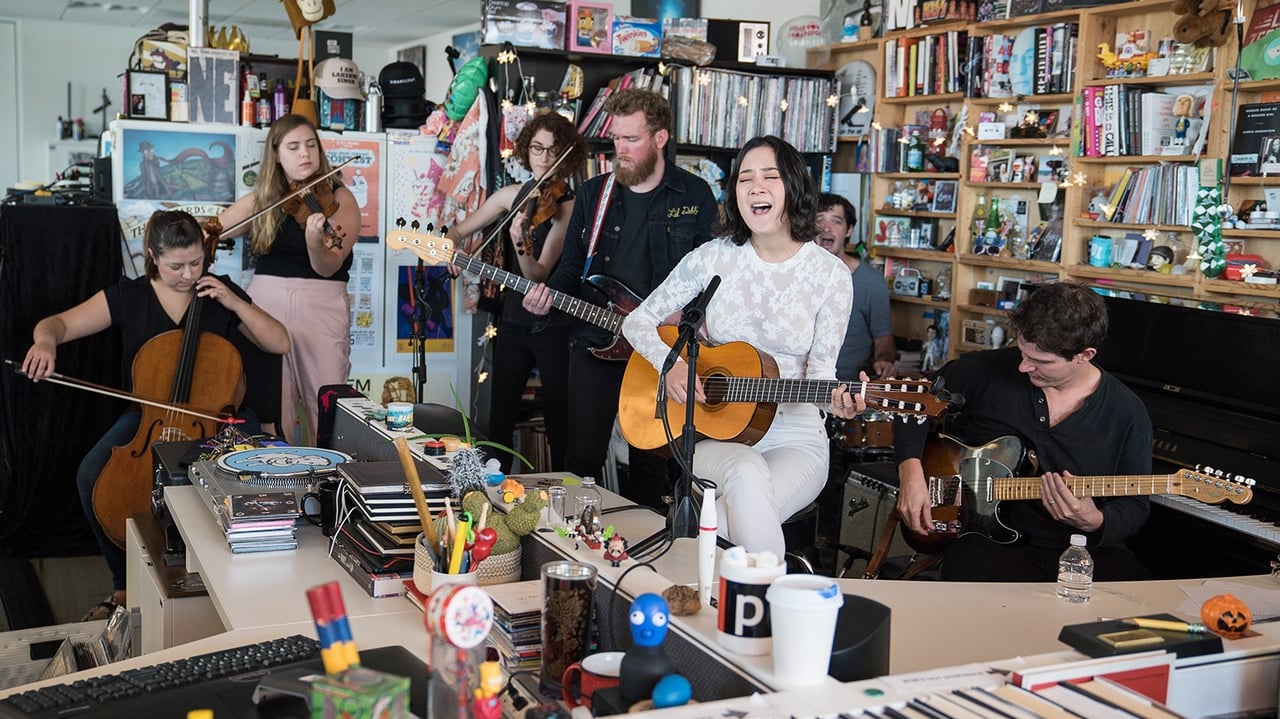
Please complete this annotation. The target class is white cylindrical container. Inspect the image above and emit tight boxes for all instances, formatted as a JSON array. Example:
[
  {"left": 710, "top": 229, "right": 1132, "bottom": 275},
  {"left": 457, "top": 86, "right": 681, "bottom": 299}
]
[
  {"left": 715, "top": 548, "right": 785, "bottom": 655},
  {"left": 765, "top": 575, "right": 844, "bottom": 687},
  {"left": 386, "top": 401, "right": 413, "bottom": 430}
]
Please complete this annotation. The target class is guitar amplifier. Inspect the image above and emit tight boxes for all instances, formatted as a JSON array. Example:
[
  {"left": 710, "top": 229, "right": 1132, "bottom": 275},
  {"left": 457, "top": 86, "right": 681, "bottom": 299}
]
[{"left": 840, "top": 462, "right": 913, "bottom": 577}]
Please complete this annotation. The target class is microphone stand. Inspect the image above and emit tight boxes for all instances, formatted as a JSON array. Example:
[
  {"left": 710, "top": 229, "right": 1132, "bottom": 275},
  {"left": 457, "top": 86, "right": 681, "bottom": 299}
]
[
  {"left": 410, "top": 260, "right": 430, "bottom": 401},
  {"left": 629, "top": 279, "right": 719, "bottom": 558}
]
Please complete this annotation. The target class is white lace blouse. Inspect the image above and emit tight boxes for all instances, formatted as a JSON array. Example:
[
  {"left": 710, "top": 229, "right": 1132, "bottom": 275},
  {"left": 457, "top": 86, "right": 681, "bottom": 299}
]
[{"left": 622, "top": 238, "right": 853, "bottom": 385}]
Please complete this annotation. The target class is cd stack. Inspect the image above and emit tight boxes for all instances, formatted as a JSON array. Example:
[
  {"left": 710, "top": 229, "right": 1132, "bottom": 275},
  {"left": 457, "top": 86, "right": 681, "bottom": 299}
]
[
  {"left": 220, "top": 493, "right": 300, "bottom": 553},
  {"left": 484, "top": 580, "right": 543, "bottom": 671}
]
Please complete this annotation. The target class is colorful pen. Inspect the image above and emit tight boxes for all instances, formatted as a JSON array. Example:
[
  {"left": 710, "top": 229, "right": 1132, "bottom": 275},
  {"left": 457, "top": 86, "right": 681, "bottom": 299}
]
[
  {"left": 1122, "top": 617, "right": 1205, "bottom": 633},
  {"left": 449, "top": 512, "right": 472, "bottom": 574}
]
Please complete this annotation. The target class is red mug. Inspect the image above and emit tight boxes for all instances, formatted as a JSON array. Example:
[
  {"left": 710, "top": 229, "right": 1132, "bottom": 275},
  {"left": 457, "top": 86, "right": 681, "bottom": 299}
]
[{"left": 561, "top": 650, "right": 623, "bottom": 708}]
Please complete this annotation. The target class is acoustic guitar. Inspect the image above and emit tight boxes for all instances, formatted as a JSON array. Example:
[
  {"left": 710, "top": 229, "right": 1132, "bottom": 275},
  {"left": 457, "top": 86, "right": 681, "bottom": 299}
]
[
  {"left": 618, "top": 325, "right": 951, "bottom": 450},
  {"left": 902, "top": 433, "right": 1256, "bottom": 553},
  {"left": 387, "top": 225, "right": 639, "bottom": 361}
]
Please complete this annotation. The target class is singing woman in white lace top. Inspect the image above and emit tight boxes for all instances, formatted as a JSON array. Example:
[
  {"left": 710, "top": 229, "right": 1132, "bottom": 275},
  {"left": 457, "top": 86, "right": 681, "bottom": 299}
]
[{"left": 621, "top": 135, "right": 866, "bottom": 557}]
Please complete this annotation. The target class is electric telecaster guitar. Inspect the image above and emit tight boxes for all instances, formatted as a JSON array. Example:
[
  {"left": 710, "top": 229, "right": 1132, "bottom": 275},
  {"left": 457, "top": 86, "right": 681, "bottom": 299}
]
[
  {"left": 618, "top": 325, "right": 953, "bottom": 450},
  {"left": 387, "top": 224, "right": 639, "bottom": 361},
  {"left": 903, "top": 433, "right": 1256, "bottom": 553}
]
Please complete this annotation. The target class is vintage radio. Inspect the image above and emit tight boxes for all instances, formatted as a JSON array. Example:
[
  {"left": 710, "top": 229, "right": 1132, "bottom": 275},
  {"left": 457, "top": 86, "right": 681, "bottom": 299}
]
[{"left": 892, "top": 268, "right": 930, "bottom": 297}]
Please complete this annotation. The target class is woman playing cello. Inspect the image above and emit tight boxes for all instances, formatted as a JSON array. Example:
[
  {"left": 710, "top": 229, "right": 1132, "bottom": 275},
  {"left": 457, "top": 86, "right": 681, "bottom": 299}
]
[
  {"left": 21, "top": 210, "right": 289, "bottom": 616},
  {"left": 214, "top": 114, "right": 359, "bottom": 444}
]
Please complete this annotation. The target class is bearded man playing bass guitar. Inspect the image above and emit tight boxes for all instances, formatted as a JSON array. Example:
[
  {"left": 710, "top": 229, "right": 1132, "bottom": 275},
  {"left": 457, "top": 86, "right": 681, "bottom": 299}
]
[{"left": 894, "top": 282, "right": 1154, "bottom": 581}]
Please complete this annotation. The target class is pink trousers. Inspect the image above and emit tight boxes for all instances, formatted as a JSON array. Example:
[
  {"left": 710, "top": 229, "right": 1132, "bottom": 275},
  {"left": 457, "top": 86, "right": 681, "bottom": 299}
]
[{"left": 247, "top": 274, "right": 351, "bottom": 445}]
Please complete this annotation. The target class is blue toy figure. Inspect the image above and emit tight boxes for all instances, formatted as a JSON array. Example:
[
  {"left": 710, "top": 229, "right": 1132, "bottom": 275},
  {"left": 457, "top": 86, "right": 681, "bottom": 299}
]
[{"left": 618, "top": 593, "right": 677, "bottom": 703}]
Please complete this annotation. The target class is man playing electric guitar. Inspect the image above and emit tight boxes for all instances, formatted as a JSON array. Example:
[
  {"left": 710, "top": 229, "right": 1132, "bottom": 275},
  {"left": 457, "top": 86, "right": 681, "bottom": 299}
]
[{"left": 894, "top": 283, "right": 1154, "bottom": 581}]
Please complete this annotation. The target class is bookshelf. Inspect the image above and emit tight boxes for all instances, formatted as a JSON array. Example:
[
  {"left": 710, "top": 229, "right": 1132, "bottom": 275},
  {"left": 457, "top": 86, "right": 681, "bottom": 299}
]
[{"left": 811, "top": 0, "right": 1280, "bottom": 363}]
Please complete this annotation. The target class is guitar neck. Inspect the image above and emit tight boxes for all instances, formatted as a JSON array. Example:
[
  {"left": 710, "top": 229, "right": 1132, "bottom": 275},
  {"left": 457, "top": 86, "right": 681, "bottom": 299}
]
[
  {"left": 993, "top": 474, "right": 1178, "bottom": 500},
  {"left": 451, "top": 253, "right": 622, "bottom": 333},
  {"left": 710, "top": 377, "right": 856, "bottom": 404}
]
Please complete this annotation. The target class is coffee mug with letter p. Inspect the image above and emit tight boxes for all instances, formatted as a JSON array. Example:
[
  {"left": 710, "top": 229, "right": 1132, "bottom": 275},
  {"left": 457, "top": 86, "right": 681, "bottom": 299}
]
[
  {"left": 715, "top": 547, "right": 785, "bottom": 655},
  {"left": 561, "top": 650, "right": 623, "bottom": 709}
]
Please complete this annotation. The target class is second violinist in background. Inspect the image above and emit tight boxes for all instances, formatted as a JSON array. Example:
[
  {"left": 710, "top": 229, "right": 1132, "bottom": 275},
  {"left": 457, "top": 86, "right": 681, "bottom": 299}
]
[
  {"left": 216, "top": 114, "right": 359, "bottom": 444},
  {"left": 446, "top": 112, "right": 586, "bottom": 471},
  {"left": 816, "top": 192, "right": 896, "bottom": 380}
]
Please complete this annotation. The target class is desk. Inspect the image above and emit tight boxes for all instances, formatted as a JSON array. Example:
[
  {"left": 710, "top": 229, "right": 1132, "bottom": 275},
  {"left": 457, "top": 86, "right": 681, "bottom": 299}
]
[{"left": 6, "top": 479, "right": 1280, "bottom": 718}]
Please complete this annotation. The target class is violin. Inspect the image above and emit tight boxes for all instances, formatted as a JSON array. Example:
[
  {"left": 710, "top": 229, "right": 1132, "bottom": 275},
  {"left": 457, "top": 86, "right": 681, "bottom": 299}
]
[
  {"left": 514, "top": 178, "right": 568, "bottom": 256},
  {"left": 283, "top": 173, "right": 346, "bottom": 250}
]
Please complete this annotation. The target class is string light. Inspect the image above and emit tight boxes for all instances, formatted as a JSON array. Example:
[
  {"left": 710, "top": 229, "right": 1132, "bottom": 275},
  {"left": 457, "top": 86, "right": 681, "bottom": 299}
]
[
  {"left": 477, "top": 371, "right": 490, "bottom": 383},
  {"left": 500, "top": 98, "right": 513, "bottom": 112},
  {"left": 525, "top": 101, "right": 536, "bottom": 115},
  {"left": 483, "top": 323, "right": 498, "bottom": 340},
  {"left": 500, "top": 148, "right": 513, "bottom": 159},
  {"left": 779, "top": 99, "right": 789, "bottom": 112},
  {"left": 1048, "top": 145, "right": 1063, "bottom": 156},
  {"left": 998, "top": 101, "right": 1013, "bottom": 113},
  {"left": 825, "top": 94, "right": 839, "bottom": 107},
  {"left": 1241, "top": 263, "right": 1259, "bottom": 279},
  {"left": 737, "top": 96, "right": 748, "bottom": 106},
  {"left": 871, "top": 121, "right": 882, "bottom": 131},
  {"left": 1142, "top": 228, "right": 1159, "bottom": 241},
  {"left": 496, "top": 49, "right": 517, "bottom": 64},
  {"left": 697, "top": 73, "right": 711, "bottom": 86}
]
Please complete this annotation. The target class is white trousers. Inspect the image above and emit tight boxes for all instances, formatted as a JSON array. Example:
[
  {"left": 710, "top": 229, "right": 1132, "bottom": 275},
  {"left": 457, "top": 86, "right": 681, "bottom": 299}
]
[
  {"left": 247, "top": 274, "right": 351, "bottom": 445},
  {"left": 693, "top": 404, "right": 829, "bottom": 558}
]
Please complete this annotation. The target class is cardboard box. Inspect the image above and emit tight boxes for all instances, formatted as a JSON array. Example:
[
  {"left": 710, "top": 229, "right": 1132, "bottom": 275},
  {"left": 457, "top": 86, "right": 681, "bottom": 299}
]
[
  {"left": 612, "top": 15, "right": 662, "bottom": 57},
  {"left": 706, "top": 19, "right": 770, "bottom": 64},
  {"left": 482, "top": 0, "right": 566, "bottom": 50},
  {"left": 567, "top": 1, "right": 612, "bottom": 53}
]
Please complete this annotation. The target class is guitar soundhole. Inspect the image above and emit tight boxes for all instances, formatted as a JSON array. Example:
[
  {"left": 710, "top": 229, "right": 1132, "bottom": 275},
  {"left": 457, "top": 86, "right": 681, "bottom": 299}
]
[{"left": 702, "top": 372, "right": 727, "bottom": 407}]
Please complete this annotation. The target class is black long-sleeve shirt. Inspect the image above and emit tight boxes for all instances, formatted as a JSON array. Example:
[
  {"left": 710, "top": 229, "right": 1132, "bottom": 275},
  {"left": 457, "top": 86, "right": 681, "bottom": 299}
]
[{"left": 895, "top": 347, "right": 1153, "bottom": 549}]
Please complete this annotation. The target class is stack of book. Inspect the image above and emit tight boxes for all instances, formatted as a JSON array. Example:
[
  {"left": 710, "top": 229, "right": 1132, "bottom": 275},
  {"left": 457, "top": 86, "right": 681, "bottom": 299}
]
[
  {"left": 219, "top": 492, "right": 300, "bottom": 554},
  {"left": 329, "top": 460, "right": 452, "bottom": 598},
  {"left": 483, "top": 580, "right": 543, "bottom": 671}
]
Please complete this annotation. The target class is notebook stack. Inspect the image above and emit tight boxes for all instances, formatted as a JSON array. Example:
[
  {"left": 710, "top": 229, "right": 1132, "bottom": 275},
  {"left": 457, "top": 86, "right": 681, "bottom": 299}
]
[
  {"left": 484, "top": 580, "right": 543, "bottom": 671},
  {"left": 329, "top": 460, "right": 453, "bottom": 597},
  {"left": 219, "top": 492, "right": 300, "bottom": 553}
]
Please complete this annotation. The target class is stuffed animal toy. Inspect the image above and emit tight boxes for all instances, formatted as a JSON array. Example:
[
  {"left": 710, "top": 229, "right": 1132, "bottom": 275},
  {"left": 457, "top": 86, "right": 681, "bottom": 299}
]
[
  {"left": 1171, "top": 0, "right": 1234, "bottom": 48},
  {"left": 279, "top": 0, "right": 336, "bottom": 39}
]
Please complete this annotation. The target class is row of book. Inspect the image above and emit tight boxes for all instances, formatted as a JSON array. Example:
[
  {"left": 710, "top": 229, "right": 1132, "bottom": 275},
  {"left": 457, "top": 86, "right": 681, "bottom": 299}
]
[
  {"left": 328, "top": 460, "right": 453, "bottom": 598},
  {"left": 576, "top": 66, "right": 667, "bottom": 140},
  {"left": 968, "top": 24, "right": 1079, "bottom": 99},
  {"left": 1098, "top": 164, "right": 1200, "bottom": 228},
  {"left": 1079, "top": 86, "right": 1196, "bottom": 158},
  {"left": 884, "top": 30, "right": 970, "bottom": 98},
  {"left": 667, "top": 66, "right": 838, "bottom": 154}
]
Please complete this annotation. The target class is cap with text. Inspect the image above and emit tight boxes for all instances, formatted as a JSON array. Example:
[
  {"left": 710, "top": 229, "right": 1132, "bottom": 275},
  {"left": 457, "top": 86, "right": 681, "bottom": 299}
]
[{"left": 314, "top": 57, "right": 363, "bottom": 100}]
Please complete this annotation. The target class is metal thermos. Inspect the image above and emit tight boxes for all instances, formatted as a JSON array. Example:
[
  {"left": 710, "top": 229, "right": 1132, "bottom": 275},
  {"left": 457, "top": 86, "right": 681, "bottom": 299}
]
[{"left": 365, "top": 81, "right": 382, "bottom": 132}]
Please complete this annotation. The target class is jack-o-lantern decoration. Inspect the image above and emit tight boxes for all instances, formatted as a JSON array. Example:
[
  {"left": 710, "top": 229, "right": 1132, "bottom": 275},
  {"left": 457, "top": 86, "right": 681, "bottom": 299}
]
[{"left": 1200, "top": 593, "right": 1252, "bottom": 636}]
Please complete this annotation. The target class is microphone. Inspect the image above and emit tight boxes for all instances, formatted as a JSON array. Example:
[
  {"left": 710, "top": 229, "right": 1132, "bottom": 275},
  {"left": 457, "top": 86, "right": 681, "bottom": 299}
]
[{"left": 661, "top": 275, "right": 721, "bottom": 374}]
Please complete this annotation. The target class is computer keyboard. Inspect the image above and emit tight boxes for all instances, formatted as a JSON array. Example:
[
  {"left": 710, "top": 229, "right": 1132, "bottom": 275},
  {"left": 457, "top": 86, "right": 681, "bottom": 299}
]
[{"left": 0, "top": 634, "right": 320, "bottom": 718}]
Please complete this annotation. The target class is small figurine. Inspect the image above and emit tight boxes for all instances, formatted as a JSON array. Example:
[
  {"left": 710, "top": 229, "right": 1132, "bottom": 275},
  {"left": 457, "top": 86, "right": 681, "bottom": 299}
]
[
  {"left": 619, "top": 594, "right": 677, "bottom": 704},
  {"left": 1147, "top": 245, "right": 1175, "bottom": 273},
  {"left": 1170, "top": 94, "right": 1194, "bottom": 148},
  {"left": 603, "top": 534, "right": 629, "bottom": 567},
  {"left": 921, "top": 324, "right": 945, "bottom": 373},
  {"left": 471, "top": 660, "right": 504, "bottom": 719}
]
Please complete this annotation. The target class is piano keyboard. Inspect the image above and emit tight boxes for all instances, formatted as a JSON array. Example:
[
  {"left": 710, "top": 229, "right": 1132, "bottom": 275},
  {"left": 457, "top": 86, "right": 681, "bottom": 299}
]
[{"left": 1151, "top": 495, "right": 1280, "bottom": 548}]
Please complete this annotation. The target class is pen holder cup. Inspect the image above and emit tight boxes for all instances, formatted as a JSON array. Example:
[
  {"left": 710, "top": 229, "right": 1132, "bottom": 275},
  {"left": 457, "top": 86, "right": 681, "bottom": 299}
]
[{"left": 414, "top": 533, "right": 521, "bottom": 593}]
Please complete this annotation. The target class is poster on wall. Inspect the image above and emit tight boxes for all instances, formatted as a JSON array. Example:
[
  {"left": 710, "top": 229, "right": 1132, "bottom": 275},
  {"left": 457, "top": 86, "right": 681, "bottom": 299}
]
[
  {"left": 186, "top": 47, "right": 240, "bottom": 125},
  {"left": 322, "top": 136, "right": 382, "bottom": 240},
  {"left": 395, "top": 263, "right": 453, "bottom": 354},
  {"left": 347, "top": 244, "right": 380, "bottom": 352}
]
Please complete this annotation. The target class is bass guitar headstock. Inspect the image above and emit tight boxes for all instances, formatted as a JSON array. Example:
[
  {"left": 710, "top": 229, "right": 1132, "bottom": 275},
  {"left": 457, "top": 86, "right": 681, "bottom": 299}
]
[{"left": 386, "top": 218, "right": 452, "bottom": 265}]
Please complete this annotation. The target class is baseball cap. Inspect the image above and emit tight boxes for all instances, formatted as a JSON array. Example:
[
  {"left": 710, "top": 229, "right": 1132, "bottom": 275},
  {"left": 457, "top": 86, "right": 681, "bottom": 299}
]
[
  {"left": 379, "top": 61, "right": 425, "bottom": 99},
  {"left": 314, "top": 58, "right": 363, "bottom": 100}
]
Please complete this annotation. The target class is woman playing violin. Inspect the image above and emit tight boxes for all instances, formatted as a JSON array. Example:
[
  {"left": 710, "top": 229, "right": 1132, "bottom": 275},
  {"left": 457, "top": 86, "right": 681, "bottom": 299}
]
[
  {"left": 21, "top": 210, "right": 289, "bottom": 616},
  {"left": 446, "top": 111, "right": 586, "bottom": 471},
  {"left": 215, "top": 114, "right": 359, "bottom": 444}
]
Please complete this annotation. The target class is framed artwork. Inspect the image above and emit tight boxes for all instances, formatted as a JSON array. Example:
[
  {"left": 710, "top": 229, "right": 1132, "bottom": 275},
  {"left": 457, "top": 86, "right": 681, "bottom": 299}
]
[
  {"left": 397, "top": 45, "right": 428, "bottom": 79},
  {"left": 872, "top": 214, "right": 911, "bottom": 246},
  {"left": 186, "top": 47, "right": 240, "bottom": 125},
  {"left": 127, "top": 70, "right": 168, "bottom": 121},
  {"left": 961, "top": 319, "right": 990, "bottom": 347},
  {"left": 568, "top": 2, "right": 614, "bottom": 53},
  {"left": 931, "top": 180, "right": 958, "bottom": 213},
  {"left": 997, "top": 276, "right": 1023, "bottom": 305}
]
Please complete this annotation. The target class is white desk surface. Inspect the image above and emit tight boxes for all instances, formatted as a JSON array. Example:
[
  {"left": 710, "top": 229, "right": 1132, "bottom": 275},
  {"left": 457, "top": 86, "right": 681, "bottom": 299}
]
[{"left": 6, "top": 479, "right": 1280, "bottom": 718}]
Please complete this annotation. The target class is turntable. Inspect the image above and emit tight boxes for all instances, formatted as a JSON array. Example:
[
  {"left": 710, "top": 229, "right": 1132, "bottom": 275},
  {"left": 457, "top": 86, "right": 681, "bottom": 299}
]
[{"left": 189, "top": 447, "right": 352, "bottom": 521}]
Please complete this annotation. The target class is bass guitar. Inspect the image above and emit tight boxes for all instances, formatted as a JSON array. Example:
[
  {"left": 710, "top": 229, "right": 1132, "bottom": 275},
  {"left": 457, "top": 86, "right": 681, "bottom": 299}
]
[
  {"left": 618, "top": 325, "right": 952, "bottom": 450},
  {"left": 388, "top": 223, "right": 639, "bottom": 361},
  {"left": 902, "top": 433, "right": 1256, "bottom": 553}
]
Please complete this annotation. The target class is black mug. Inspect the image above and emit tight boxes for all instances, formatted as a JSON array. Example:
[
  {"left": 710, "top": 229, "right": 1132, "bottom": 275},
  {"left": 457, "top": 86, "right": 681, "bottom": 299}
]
[{"left": 301, "top": 479, "right": 340, "bottom": 536}]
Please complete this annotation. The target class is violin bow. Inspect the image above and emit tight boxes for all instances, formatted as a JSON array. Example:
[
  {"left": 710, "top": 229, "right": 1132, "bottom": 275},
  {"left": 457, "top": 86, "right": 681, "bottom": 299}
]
[
  {"left": 212, "top": 157, "right": 357, "bottom": 240},
  {"left": 5, "top": 359, "right": 241, "bottom": 424},
  {"left": 471, "top": 148, "right": 574, "bottom": 255}
]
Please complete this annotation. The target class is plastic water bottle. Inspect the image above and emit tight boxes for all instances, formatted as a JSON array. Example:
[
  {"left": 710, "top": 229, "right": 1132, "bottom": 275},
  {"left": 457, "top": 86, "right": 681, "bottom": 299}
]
[
  {"left": 572, "top": 476, "right": 604, "bottom": 521},
  {"left": 1056, "top": 533, "right": 1093, "bottom": 603}
]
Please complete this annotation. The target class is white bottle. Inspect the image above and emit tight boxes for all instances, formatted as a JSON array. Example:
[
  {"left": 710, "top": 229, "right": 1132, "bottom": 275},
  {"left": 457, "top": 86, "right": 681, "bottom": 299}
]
[
  {"left": 1056, "top": 533, "right": 1093, "bottom": 603},
  {"left": 572, "top": 476, "right": 603, "bottom": 521}
]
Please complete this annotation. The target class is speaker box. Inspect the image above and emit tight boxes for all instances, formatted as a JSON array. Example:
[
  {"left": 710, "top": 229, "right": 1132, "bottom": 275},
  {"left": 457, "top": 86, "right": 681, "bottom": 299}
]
[
  {"left": 839, "top": 463, "right": 912, "bottom": 577},
  {"left": 92, "top": 156, "right": 113, "bottom": 203}
]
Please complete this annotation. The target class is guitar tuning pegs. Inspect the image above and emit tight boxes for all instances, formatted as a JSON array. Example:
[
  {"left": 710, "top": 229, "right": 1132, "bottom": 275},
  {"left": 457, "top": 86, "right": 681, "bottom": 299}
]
[
  {"left": 395, "top": 217, "right": 405, "bottom": 229},
  {"left": 424, "top": 222, "right": 435, "bottom": 232},
  {"left": 410, "top": 219, "right": 420, "bottom": 231},
  {"left": 440, "top": 225, "right": 449, "bottom": 235},
  {"left": 915, "top": 415, "right": 927, "bottom": 425}
]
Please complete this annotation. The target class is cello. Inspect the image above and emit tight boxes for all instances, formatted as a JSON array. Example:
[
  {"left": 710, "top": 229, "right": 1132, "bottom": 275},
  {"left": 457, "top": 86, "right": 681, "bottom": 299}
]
[{"left": 91, "top": 238, "right": 245, "bottom": 549}]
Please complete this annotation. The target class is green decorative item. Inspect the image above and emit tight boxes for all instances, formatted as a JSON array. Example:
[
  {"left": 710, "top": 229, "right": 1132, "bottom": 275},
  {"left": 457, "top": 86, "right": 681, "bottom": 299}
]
[
  {"left": 445, "top": 56, "right": 489, "bottom": 122},
  {"left": 461, "top": 488, "right": 546, "bottom": 555},
  {"left": 1191, "top": 165, "right": 1226, "bottom": 278}
]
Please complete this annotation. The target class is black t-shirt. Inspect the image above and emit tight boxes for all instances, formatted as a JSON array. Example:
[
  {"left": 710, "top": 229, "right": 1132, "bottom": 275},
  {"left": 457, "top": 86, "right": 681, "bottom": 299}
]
[
  {"left": 103, "top": 274, "right": 250, "bottom": 390},
  {"left": 252, "top": 216, "right": 353, "bottom": 283},
  {"left": 501, "top": 181, "right": 574, "bottom": 328},
  {"left": 590, "top": 185, "right": 653, "bottom": 301}
]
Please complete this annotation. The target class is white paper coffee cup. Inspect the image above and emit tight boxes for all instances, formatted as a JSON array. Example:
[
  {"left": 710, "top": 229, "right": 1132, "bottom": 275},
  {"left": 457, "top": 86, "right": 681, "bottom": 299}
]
[{"left": 765, "top": 575, "right": 844, "bottom": 686}]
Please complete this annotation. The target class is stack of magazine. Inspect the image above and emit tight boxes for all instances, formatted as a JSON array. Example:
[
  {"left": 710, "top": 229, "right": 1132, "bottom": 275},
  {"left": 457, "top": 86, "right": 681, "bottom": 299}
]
[
  {"left": 329, "top": 460, "right": 451, "bottom": 597},
  {"left": 219, "top": 492, "right": 300, "bottom": 553},
  {"left": 484, "top": 580, "right": 543, "bottom": 671}
]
